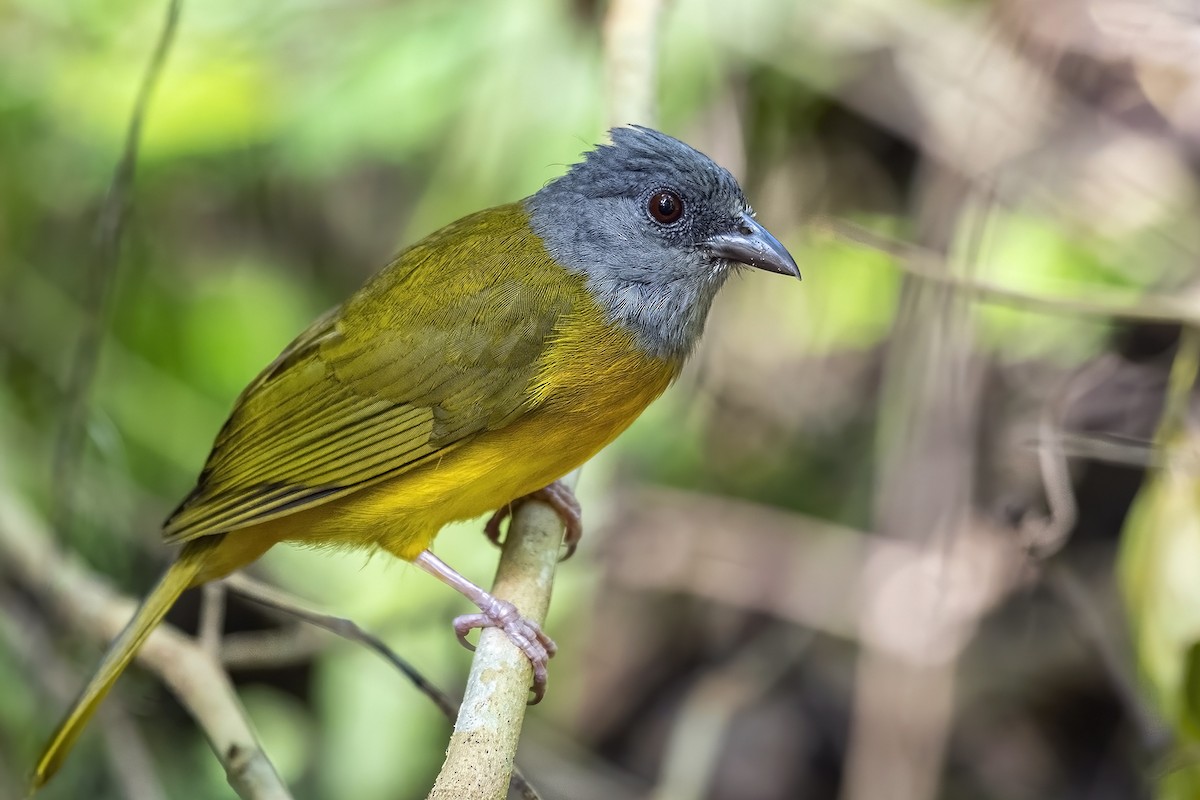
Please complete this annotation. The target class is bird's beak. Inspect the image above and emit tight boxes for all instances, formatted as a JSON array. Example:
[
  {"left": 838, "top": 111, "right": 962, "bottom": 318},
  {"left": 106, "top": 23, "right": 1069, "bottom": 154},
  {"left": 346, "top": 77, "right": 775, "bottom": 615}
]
[{"left": 704, "top": 212, "right": 800, "bottom": 279}]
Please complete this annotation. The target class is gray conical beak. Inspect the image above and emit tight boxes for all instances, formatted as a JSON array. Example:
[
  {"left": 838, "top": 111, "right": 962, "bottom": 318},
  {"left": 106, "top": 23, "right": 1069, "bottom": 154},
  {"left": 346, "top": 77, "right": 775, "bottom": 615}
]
[{"left": 704, "top": 213, "right": 800, "bottom": 279}]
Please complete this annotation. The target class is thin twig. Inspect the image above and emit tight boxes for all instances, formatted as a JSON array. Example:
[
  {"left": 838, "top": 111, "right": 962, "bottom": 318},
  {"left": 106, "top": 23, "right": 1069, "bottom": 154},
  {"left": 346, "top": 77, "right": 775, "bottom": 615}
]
[
  {"left": 427, "top": 471, "right": 576, "bottom": 800},
  {"left": 650, "top": 627, "right": 812, "bottom": 800},
  {"left": 1045, "top": 564, "right": 1169, "bottom": 754},
  {"left": 222, "top": 573, "right": 458, "bottom": 720},
  {"left": 1157, "top": 326, "right": 1200, "bottom": 444},
  {"left": 820, "top": 217, "right": 1200, "bottom": 325},
  {"left": 0, "top": 484, "right": 291, "bottom": 800},
  {"left": 1019, "top": 355, "right": 1121, "bottom": 558},
  {"left": 220, "top": 625, "right": 328, "bottom": 671},
  {"left": 221, "top": 573, "right": 543, "bottom": 799},
  {"left": 1036, "top": 431, "right": 1161, "bottom": 470},
  {"left": 52, "top": 0, "right": 182, "bottom": 540}
]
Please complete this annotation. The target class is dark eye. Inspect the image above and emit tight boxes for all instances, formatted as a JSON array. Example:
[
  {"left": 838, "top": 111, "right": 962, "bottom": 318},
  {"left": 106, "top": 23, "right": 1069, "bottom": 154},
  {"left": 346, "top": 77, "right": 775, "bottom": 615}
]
[{"left": 648, "top": 190, "right": 683, "bottom": 224}]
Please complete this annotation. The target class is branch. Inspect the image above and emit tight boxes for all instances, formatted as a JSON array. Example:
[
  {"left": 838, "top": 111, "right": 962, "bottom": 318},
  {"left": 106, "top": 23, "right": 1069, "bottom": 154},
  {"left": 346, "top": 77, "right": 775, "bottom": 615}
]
[
  {"left": 199, "top": 583, "right": 227, "bottom": 656},
  {"left": 603, "top": 0, "right": 665, "bottom": 128},
  {"left": 219, "top": 623, "right": 329, "bottom": 671},
  {"left": 1016, "top": 356, "right": 1121, "bottom": 559},
  {"left": 649, "top": 627, "right": 811, "bottom": 800},
  {"left": 52, "top": 0, "right": 182, "bottom": 538},
  {"left": 818, "top": 217, "right": 1200, "bottom": 325},
  {"left": 426, "top": 471, "right": 576, "bottom": 800},
  {"left": 222, "top": 573, "right": 460, "bottom": 721},
  {"left": 1045, "top": 564, "right": 1169, "bottom": 753},
  {"left": 0, "top": 484, "right": 291, "bottom": 800},
  {"left": 221, "top": 574, "right": 543, "bottom": 800}
]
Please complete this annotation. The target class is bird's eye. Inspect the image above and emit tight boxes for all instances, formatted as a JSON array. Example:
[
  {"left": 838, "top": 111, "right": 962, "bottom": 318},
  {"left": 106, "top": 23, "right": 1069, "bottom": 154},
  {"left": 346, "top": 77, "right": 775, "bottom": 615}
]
[{"left": 648, "top": 190, "right": 684, "bottom": 224}]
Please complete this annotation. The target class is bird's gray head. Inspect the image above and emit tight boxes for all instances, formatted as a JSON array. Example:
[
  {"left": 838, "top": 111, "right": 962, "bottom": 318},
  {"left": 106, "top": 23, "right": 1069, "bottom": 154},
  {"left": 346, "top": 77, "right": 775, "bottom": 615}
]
[{"left": 525, "top": 126, "right": 799, "bottom": 362}]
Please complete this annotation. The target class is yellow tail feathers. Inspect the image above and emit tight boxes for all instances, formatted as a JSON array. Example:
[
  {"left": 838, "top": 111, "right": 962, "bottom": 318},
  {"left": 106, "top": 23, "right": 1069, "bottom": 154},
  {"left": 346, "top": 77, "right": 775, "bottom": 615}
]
[{"left": 31, "top": 539, "right": 217, "bottom": 791}]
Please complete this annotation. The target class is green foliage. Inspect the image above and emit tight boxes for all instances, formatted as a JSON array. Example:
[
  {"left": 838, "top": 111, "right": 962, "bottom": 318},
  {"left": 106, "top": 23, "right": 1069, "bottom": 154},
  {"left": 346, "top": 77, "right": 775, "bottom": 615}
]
[
  {"left": 1119, "top": 335, "right": 1200, "bottom": 799},
  {"left": 1119, "top": 460, "right": 1200, "bottom": 724},
  {"left": 975, "top": 213, "right": 1145, "bottom": 362}
]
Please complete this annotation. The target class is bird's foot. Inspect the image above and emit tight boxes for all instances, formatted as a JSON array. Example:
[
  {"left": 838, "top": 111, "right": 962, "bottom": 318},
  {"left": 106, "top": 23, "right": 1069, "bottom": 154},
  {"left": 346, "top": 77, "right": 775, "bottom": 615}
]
[
  {"left": 484, "top": 480, "right": 583, "bottom": 560},
  {"left": 453, "top": 596, "right": 558, "bottom": 704},
  {"left": 414, "top": 550, "right": 557, "bottom": 704}
]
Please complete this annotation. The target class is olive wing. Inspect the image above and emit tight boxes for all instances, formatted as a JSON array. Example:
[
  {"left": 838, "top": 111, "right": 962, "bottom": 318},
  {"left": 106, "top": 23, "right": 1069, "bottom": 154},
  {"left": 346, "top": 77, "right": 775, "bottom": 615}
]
[{"left": 163, "top": 210, "right": 579, "bottom": 542}]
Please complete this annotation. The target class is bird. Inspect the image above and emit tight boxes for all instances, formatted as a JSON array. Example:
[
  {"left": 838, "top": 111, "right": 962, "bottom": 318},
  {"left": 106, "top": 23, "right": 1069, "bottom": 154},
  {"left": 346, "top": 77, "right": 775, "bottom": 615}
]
[{"left": 32, "top": 125, "right": 799, "bottom": 789}]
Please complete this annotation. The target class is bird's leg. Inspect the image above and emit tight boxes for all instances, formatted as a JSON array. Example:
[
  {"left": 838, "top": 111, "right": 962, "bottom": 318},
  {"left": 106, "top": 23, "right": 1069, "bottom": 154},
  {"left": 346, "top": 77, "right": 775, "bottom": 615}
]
[
  {"left": 413, "top": 549, "right": 557, "bottom": 703},
  {"left": 484, "top": 479, "right": 583, "bottom": 560}
]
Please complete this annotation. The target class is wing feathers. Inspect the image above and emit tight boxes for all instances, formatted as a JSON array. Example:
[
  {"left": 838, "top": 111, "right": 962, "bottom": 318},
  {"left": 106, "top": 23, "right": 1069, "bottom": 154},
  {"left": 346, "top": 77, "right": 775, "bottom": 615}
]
[{"left": 164, "top": 204, "right": 588, "bottom": 543}]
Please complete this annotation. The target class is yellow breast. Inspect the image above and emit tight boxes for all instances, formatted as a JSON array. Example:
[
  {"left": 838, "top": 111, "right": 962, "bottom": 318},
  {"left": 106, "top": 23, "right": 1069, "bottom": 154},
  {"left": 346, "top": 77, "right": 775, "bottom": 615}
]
[{"left": 251, "top": 289, "right": 681, "bottom": 561}]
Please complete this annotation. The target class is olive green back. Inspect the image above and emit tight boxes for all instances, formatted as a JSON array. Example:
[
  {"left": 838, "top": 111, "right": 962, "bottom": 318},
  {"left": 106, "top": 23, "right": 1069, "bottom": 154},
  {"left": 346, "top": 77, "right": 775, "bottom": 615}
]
[{"left": 164, "top": 204, "right": 588, "bottom": 542}]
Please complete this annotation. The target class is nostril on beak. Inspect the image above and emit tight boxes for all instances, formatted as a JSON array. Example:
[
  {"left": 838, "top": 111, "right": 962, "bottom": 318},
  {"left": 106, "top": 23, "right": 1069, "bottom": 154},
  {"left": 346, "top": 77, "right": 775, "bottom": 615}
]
[{"left": 738, "top": 221, "right": 754, "bottom": 236}]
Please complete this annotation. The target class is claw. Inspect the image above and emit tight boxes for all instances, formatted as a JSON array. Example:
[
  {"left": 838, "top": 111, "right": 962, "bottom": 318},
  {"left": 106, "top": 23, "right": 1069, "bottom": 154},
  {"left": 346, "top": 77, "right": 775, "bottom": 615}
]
[
  {"left": 453, "top": 614, "right": 485, "bottom": 651},
  {"left": 451, "top": 596, "right": 557, "bottom": 704},
  {"left": 415, "top": 550, "right": 559, "bottom": 703},
  {"left": 483, "top": 504, "right": 512, "bottom": 548},
  {"left": 483, "top": 480, "right": 583, "bottom": 560}
]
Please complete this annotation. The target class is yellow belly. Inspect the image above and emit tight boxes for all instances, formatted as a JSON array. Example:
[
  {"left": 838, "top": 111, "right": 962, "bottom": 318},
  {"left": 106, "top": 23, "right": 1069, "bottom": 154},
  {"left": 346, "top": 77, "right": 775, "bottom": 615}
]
[{"left": 210, "top": 309, "right": 680, "bottom": 569}]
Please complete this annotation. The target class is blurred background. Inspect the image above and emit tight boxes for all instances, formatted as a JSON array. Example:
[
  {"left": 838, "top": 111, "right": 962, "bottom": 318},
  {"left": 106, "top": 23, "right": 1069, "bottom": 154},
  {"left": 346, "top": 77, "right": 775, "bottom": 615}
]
[{"left": 3, "top": 0, "right": 1200, "bottom": 798}]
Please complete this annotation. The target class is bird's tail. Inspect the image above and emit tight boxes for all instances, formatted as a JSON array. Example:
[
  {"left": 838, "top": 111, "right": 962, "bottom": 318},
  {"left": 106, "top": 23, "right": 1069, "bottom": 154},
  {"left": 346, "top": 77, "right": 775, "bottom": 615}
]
[{"left": 31, "top": 537, "right": 219, "bottom": 791}]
